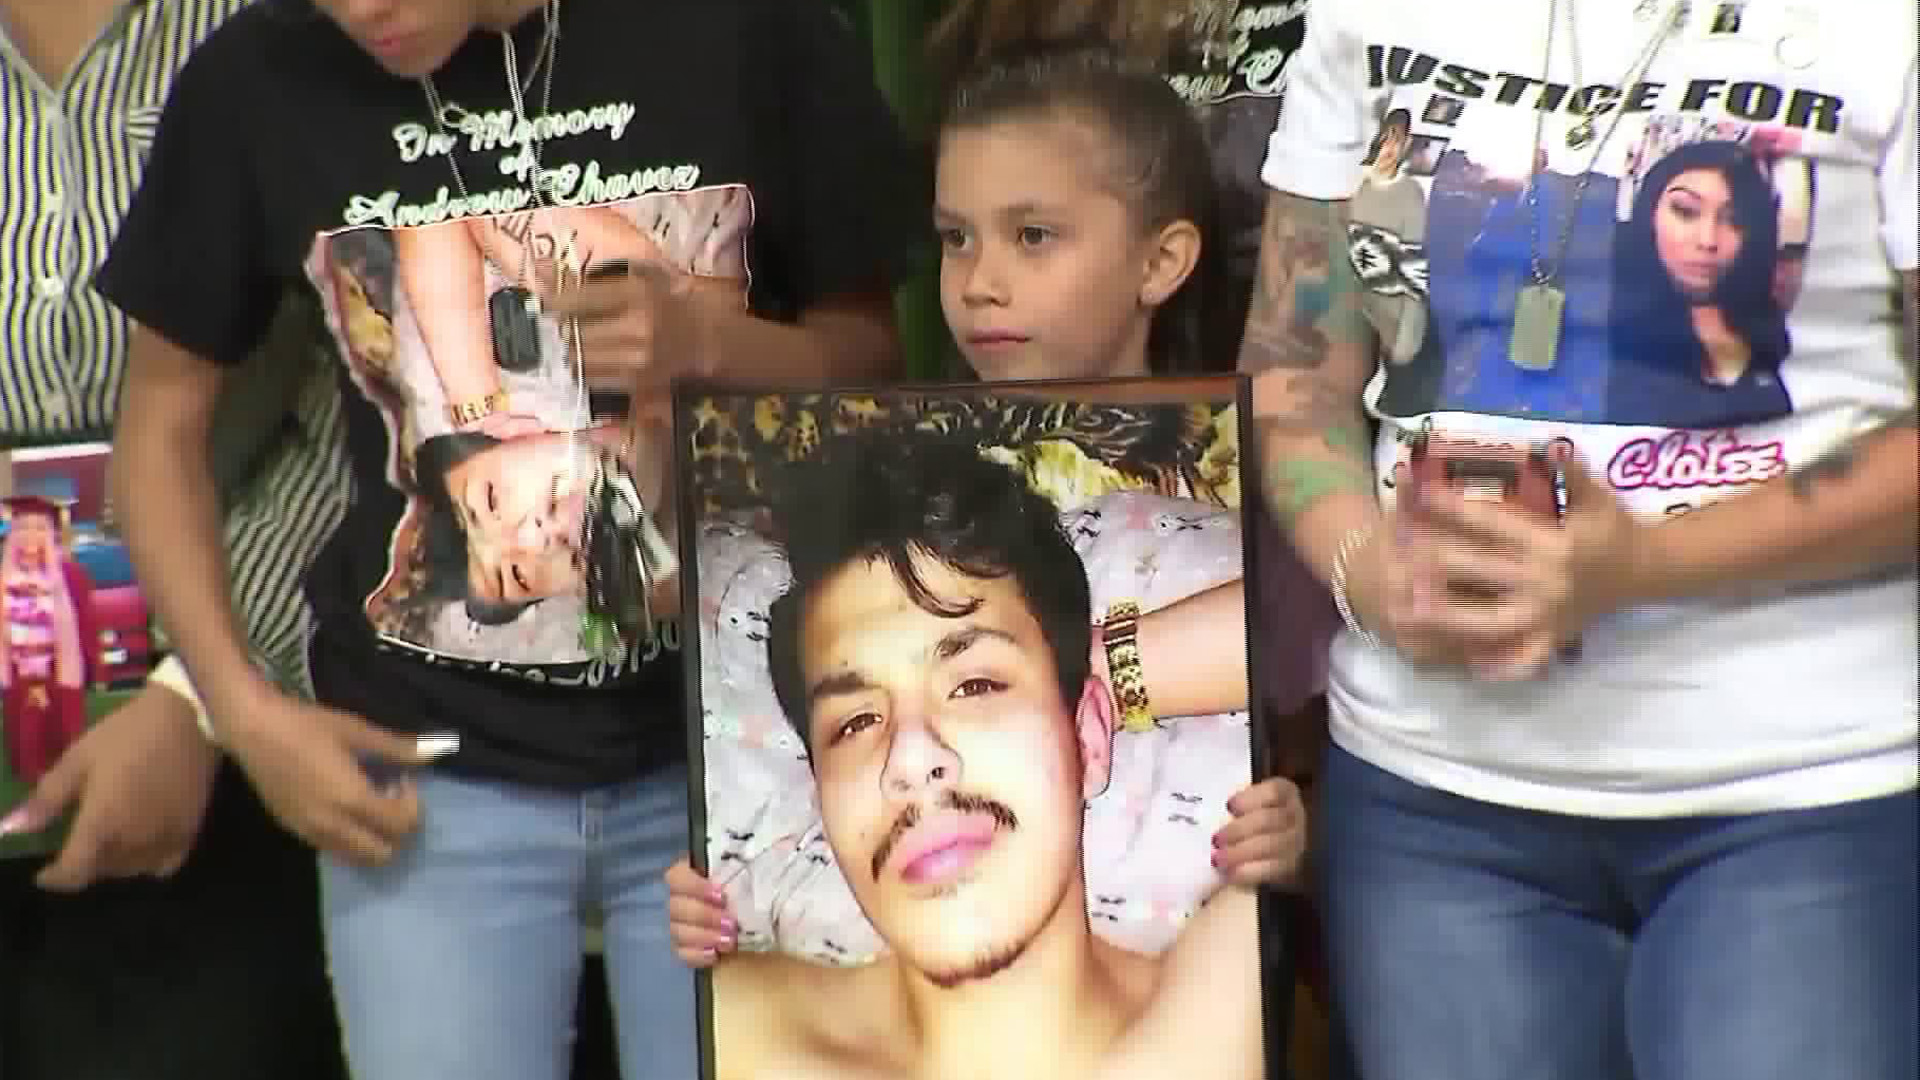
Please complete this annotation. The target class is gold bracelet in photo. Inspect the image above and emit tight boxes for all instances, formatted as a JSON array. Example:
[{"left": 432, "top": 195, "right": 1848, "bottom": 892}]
[
  {"left": 1101, "top": 600, "right": 1156, "bottom": 732},
  {"left": 447, "top": 391, "right": 507, "bottom": 428}
]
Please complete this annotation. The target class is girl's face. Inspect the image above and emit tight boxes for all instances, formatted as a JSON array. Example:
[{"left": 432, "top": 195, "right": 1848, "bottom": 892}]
[
  {"left": 1653, "top": 167, "right": 1744, "bottom": 299},
  {"left": 934, "top": 116, "right": 1169, "bottom": 383}
]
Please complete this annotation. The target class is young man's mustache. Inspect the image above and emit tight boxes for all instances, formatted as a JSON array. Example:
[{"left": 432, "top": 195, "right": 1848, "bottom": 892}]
[{"left": 870, "top": 792, "right": 1018, "bottom": 882}]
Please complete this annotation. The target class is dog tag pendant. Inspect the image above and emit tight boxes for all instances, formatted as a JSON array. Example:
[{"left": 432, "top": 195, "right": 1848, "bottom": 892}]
[{"left": 1509, "top": 282, "right": 1566, "bottom": 371}]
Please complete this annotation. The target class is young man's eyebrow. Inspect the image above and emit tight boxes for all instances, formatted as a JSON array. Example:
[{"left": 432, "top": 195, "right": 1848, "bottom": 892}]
[
  {"left": 931, "top": 625, "right": 1018, "bottom": 662},
  {"left": 808, "top": 669, "right": 878, "bottom": 708}
]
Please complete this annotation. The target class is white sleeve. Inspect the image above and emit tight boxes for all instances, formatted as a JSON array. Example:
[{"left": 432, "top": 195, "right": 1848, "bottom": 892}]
[
  {"left": 1878, "top": 53, "right": 1917, "bottom": 271},
  {"left": 1259, "top": 1, "right": 1377, "bottom": 200}
]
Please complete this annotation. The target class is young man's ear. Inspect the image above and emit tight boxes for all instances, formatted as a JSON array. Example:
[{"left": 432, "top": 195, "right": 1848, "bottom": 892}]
[
  {"left": 1138, "top": 218, "right": 1202, "bottom": 309},
  {"left": 1073, "top": 676, "right": 1117, "bottom": 801}
]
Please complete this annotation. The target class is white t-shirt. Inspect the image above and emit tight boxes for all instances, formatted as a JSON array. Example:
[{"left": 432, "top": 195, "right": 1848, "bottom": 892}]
[{"left": 1262, "top": 0, "right": 1918, "bottom": 817}]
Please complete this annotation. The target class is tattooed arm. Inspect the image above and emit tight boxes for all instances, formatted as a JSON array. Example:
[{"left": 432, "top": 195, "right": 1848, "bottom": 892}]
[
  {"left": 1616, "top": 271, "right": 1919, "bottom": 602},
  {"left": 1239, "top": 189, "right": 1380, "bottom": 585}
]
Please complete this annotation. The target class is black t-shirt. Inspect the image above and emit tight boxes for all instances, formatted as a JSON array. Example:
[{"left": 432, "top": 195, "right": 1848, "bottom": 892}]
[
  {"left": 1168, "top": 1, "right": 1307, "bottom": 368},
  {"left": 96, "top": 0, "right": 921, "bottom": 788}
]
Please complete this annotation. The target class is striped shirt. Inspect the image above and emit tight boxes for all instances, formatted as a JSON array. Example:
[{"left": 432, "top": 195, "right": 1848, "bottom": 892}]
[{"left": 1, "top": 0, "right": 348, "bottom": 697}]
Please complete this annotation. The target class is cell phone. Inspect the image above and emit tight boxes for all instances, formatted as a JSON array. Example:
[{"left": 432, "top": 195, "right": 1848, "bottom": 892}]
[
  {"left": 1406, "top": 426, "right": 1565, "bottom": 523},
  {"left": 1407, "top": 425, "right": 1583, "bottom": 661}
]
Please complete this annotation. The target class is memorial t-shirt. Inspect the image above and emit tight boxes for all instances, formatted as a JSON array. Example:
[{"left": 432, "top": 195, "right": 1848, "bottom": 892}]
[
  {"left": 1263, "top": 0, "right": 1917, "bottom": 815},
  {"left": 96, "top": 0, "right": 921, "bottom": 788}
]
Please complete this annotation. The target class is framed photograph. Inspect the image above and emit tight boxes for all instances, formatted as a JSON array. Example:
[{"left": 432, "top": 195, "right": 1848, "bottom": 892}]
[
  {"left": 1, "top": 442, "right": 156, "bottom": 857},
  {"left": 674, "top": 375, "right": 1277, "bottom": 1079}
]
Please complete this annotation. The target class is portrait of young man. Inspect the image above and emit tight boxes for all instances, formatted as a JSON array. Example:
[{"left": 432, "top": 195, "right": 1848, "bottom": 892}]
[{"left": 680, "top": 422, "right": 1275, "bottom": 1080}]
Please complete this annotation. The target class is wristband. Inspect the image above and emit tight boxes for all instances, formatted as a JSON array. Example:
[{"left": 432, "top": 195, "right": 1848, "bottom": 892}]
[
  {"left": 146, "top": 653, "right": 219, "bottom": 744},
  {"left": 1100, "top": 600, "right": 1156, "bottom": 733}
]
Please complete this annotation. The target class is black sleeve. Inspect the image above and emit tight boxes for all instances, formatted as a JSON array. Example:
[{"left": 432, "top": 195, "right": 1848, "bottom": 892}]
[
  {"left": 94, "top": 22, "right": 279, "bottom": 365},
  {"left": 771, "top": 0, "right": 931, "bottom": 309}
]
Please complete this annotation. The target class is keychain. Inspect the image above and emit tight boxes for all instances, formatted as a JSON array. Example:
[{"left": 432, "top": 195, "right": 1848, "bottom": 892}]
[{"left": 579, "top": 449, "right": 678, "bottom": 661}]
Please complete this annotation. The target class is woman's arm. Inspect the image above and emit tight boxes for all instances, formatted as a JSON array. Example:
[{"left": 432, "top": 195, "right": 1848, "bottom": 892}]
[
  {"left": 1093, "top": 189, "right": 1381, "bottom": 721},
  {"left": 213, "top": 359, "right": 351, "bottom": 697},
  {"left": 1241, "top": 190, "right": 1381, "bottom": 590}
]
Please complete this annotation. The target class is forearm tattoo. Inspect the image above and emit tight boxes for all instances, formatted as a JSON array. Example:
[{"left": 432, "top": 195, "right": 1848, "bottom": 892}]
[
  {"left": 1236, "top": 192, "right": 1369, "bottom": 374},
  {"left": 1240, "top": 193, "right": 1379, "bottom": 526},
  {"left": 1255, "top": 379, "right": 1376, "bottom": 526},
  {"left": 1788, "top": 440, "right": 1861, "bottom": 503}
]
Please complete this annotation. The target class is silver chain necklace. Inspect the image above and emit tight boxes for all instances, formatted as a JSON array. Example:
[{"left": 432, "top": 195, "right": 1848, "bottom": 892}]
[
  {"left": 1509, "top": 0, "right": 1683, "bottom": 372},
  {"left": 418, "top": 0, "right": 560, "bottom": 212}
]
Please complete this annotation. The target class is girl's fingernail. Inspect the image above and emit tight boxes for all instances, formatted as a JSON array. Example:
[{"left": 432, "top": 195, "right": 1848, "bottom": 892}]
[{"left": 719, "top": 916, "right": 737, "bottom": 934}]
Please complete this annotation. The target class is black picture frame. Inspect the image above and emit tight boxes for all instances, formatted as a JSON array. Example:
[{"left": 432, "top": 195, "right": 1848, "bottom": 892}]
[{"left": 672, "top": 372, "right": 1278, "bottom": 1080}]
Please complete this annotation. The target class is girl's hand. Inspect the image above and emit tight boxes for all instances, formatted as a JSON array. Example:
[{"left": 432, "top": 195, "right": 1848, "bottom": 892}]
[
  {"left": 665, "top": 856, "right": 739, "bottom": 968},
  {"left": 1211, "top": 777, "right": 1308, "bottom": 889}
]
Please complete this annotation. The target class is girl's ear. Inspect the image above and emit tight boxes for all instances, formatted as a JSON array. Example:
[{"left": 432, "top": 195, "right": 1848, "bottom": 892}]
[{"left": 1139, "top": 218, "right": 1202, "bottom": 309}]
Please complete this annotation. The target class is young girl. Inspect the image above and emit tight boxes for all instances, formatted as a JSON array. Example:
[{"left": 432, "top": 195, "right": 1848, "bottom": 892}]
[{"left": 665, "top": 43, "right": 1305, "bottom": 963}]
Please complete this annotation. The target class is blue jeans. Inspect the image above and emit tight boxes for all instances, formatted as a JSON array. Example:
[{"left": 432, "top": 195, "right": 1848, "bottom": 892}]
[
  {"left": 320, "top": 765, "right": 696, "bottom": 1080},
  {"left": 1317, "top": 744, "right": 1917, "bottom": 1080}
]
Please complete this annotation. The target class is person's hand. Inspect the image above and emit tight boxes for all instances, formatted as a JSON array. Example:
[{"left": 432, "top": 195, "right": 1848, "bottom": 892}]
[
  {"left": 0, "top": 684, "right": 221, "bottom": 891},
  {"left": 538, "top": 258, "right": 703, "bottom": 393},
  {"left": 1337, "top": 511, "right": 1468, "bottom": 669},
  {"left": 1211, "top": 777, "right": 1308, "bottom": 889},
  {"left": 665, "top": 855, "right": 738, "bottom": 968},
  {"left": 217, "top": 688, "right": 437, "bottom": 866},
  {"left": 1400, "top": 453, "right": 1646, "bottom": 680}
]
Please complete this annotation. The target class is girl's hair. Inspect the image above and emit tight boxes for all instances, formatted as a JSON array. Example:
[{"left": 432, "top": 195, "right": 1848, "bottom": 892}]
[
  {"left": 928, "top": 0, "right": 1188, "bottom": 96},
  {"left": 939, "top": 44, "right": 1221, "bottom": 373}
]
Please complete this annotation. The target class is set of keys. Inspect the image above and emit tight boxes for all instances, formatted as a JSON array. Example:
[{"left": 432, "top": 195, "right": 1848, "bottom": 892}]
[{"left": 579, "top": 448, "right": 678, "bottom": 663}]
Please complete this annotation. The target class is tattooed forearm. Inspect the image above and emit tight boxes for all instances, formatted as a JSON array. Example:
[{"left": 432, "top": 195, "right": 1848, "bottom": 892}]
[
  {"left": 1237, "top": 191, "right": 1371, "bottom": 373},
  {"left": 1254, "top": 371, "right": 1364, "bottom": 436},
  {"left": 1257, "top": 405, "right": 1375, "bottom": 526},
  {"left": 1266, "top": 452, "right": 1375, "bottom": 522}
]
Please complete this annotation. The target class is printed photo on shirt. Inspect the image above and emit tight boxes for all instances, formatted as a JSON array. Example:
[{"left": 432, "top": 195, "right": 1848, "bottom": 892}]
[
  {"left": 1606, "top": 117, "right": 1814, "bottom": 427},
  {"left": 304, "top": 187, "right": 752, "bottom": 667},
  {"left": 0, "top": 444, "right": 152, "bottom": 856},
  {"left": 674, "top": 377, "right": 1275, "bottom": 1079},
  {"left": 1346, "top": 85, "right": 1824, "bottom": 429}
]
